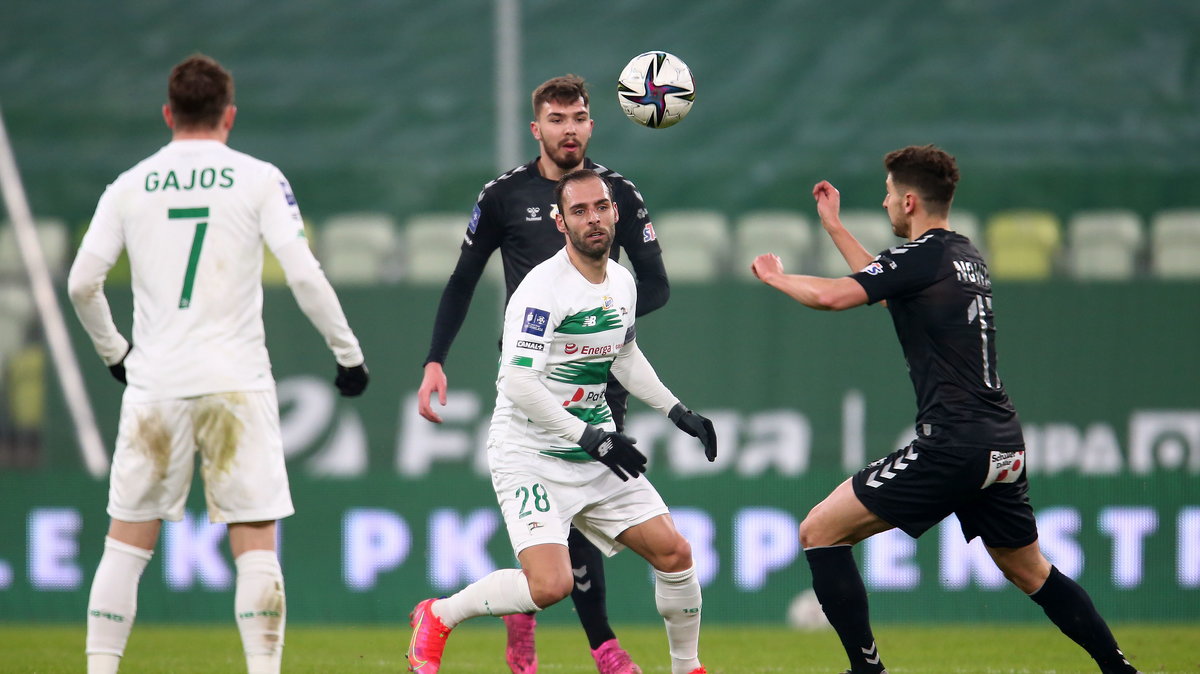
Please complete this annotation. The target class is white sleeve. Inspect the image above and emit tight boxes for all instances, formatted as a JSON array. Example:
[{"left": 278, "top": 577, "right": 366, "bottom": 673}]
[
  {"left": 273, "top": 239, "right": 364, "bottom": 366},
  {"left": 78, "top": 184, "right": 125, "bottom": 265},
  {"left": 500, "top": 365, "right": 590, "bottom": 442},
  {"left": 610, "top": 339, "right": 679, "bottom": 415},
  {"left": 66, "top": 250, "right": 130, "bottom": 366}
]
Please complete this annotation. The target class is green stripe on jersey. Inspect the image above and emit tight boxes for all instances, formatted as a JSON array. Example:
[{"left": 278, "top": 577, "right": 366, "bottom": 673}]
[
  {"left": 168, "top": 207, "right": 210, "bottom": 219},
  {"left": 540, "top": 447, "right": 594, "bottom": 462},
  {"left": 547, "top": 360, "right": 613, "bottom": 385},
  {"left": 565, "top": 404, "right": 613, "bottom": 426},
  {"left": 557, "top": 307, "right": 623, "bottom": 334},
  {"left": 508, "top": 355, "right": 534, "bottom": 367}
]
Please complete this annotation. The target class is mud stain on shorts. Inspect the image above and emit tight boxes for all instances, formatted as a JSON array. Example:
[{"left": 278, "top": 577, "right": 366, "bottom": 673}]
[
  {"left": 195, "top": 392, "right": 246, "bottom": 480},
  {"left": 132, "top": 411, "right": 172, "bottom": 481}
]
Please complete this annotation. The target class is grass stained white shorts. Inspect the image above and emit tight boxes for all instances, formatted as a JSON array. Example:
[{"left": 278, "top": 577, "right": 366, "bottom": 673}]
[
  {"left": 108, "top": 389, "right": 294, "bottom": 524},
  {"left": 490, "top": 445, "right": 669, "bottom": 557}
]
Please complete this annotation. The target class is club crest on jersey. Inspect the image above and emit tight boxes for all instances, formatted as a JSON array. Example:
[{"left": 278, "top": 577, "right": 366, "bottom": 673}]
[
  {"left": 525, "top": 206, "right": 542, "bottom": 221},
  {"left": 642, "top": 222, "right": 656, "bottom": 242},
  {"left": 522, "top": 307, "right": 550, "bottom": 336},
  {"left": 602, "top": 295, "right": 614, "bottom": 310},
  {"left": 861, "top": 261, "right": 884, "bottom": 275}
]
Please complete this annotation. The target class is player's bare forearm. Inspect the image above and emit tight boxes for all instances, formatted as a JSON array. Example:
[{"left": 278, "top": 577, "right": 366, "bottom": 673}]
[{"left": 751, "top": 254, "right": 867, "bottom": 311}]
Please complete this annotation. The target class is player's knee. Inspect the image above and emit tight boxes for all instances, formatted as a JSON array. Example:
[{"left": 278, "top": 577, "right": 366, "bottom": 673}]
[
  {"left": 527, "top": 571, "right": 573, "bottom": 608},
  {"left": 652, "top": 534, "right": 693, "bottom": 573},
  {"left": 798, "top": 512, "right": 824, "bottom": 548}
]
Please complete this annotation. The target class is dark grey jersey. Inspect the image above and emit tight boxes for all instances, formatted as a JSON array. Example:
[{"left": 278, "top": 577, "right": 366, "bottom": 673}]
[{"left": 851, "top": 228, "right": 1024, "bottom": 449}]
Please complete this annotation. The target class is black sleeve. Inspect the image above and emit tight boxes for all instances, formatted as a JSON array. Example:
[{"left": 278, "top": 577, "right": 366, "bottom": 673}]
[
  {"left": 850, "top": 241, "right": 942, "bottom": 304},
  {"left": 423, "top": 247, "right": 490, "bottom": 366},
  {"left": 608, "top": 173, "right": 668, "bottom": 316},
  {"left": 627, "top": 249, "right": 670, "bottom": 317}
]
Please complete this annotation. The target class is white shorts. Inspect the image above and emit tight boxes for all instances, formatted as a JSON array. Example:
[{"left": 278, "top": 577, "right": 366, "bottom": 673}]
[
  {"left": 108, "top": 389, "right": 293, "bottom": 524},
  {"left": 489, "top": 445, "right": 669, "bottom": 557}
]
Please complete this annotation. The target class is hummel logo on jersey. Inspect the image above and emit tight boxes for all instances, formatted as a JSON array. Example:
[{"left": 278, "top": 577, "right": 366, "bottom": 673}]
[
  {"left": 526, "top": 206, "right": 542, "bottom": 221},
  {"left": 865, "top": 445, "right": 919, "bottom": 488}
]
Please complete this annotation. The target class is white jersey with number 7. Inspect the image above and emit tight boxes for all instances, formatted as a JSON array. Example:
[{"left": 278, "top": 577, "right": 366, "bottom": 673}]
[{"left": 79, "top": 139, "right": 309, "bottom": 402}]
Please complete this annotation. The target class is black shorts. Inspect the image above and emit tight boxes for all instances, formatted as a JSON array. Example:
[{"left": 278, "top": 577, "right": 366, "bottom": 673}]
[{"left": 851, "top": 441, "right": 1038, "bottom": 548}]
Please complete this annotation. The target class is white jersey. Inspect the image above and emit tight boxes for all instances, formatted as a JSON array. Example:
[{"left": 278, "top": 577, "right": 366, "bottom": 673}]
[
  {"left": 79, "top": 140, "right": 308, "bottom": 401},
  {"left": 490, "top": 248, "right": 637, "bottom": 456}
]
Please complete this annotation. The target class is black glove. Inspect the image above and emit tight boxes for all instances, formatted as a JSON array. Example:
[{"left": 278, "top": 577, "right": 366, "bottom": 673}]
[
  {"left": 669, "top": 402, "right": 717, "bottom": 461},
  {"left": 108, "top": 343, "right": 132, "bottom": 385},
  {"left": 335, "top": 363, "right": 369, "bottom": 397},
  {"left": 579, "top": 424, "right": 646, "bottom": 481}
]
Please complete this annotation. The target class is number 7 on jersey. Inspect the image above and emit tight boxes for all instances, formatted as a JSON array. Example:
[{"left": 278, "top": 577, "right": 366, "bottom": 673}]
[{"left": 169, "top": 207, "right": 209, "bottom": 308}]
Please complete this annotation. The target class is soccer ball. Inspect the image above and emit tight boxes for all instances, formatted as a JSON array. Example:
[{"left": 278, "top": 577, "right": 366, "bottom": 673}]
[
  {"left": 786, "top": 590, "right": 831, "bottom": 631},
  {"left": 617, "top": 51, "right": 696, "bottom": 129}
]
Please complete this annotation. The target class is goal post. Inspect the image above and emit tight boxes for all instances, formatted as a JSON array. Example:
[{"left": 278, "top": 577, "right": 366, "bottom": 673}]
[{"left": 0, "top": 102, "right": 108, "bottom": 478}]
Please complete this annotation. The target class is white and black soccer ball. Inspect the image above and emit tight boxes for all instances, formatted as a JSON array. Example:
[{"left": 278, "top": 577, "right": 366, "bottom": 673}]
[{"left": 617, "top": 51, "right": 695, "bottom": 129}]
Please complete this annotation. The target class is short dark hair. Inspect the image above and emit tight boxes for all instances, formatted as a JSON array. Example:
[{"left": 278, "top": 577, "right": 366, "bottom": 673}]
[
  {"left": 555, "top": 168, "right": 612, "bottom": 214},
  {"left": 168, "top": 54, "right": 234, "bottom": 129},
  {"left": 532, "top": 74, "right": 589, "bottom": 119},
  {"left": 884, "top": 145, "right": 959, "bottom": 216}
]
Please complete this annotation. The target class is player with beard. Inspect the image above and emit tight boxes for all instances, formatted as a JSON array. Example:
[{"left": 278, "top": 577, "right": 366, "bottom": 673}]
[
  {"left": 407, "top": 169, "right": 713, "bottom": 674},
  {"left": 416, "top": 75, "right": 668, "bottom": 674}
]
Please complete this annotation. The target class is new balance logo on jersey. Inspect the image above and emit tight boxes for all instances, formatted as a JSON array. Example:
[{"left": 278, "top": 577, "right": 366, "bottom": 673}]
[
  {"left": 526, "top": 206, "right": 542, "bottom": 221},
  {"left": 864, "top": 445, "right": 919, "bottom": 488}
]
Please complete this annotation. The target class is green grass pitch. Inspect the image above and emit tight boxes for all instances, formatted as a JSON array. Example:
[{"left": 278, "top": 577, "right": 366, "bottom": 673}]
[{"left": 3, "top": 623, "right": 1194, "bottom": 673}]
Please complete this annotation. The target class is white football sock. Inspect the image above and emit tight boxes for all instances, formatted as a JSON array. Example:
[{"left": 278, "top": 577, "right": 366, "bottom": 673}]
[
  {"left": 234, "top": 550, "right": 286, "bottom": 674},
  {"left": 654, "top": 565, "right": 703, "bottom": 674},
  {"left": 432, "top": 568, "right": 540, "bottom": 628},
  {"left": 86, "top": 536, "right": 153, "bottom": 672}
]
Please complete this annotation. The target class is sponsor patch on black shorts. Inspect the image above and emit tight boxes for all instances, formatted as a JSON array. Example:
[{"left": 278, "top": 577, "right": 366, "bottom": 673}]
[{"left": 851, "top": 441, "right": 1037, "bottom": 548}]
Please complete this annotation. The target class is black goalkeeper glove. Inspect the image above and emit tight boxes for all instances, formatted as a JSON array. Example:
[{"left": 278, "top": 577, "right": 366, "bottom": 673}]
[
  {"left": 108, "top": 343, "right": 132, "bottom": 385},
  {"left": 579, "top": 424, "right": 646, "bottom": 481},
  {"left": 335, "top": 363, "right": 369, "bottom": 397},
  {"left": 669, "top": 402, "right": 717, "bottom": 461}
]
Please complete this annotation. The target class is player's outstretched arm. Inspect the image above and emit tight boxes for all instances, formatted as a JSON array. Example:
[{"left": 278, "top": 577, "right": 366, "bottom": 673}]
[
  {"left": 813, "top": 180, "right": 875, "bottom": 273},
  {"left": 751, "top": 253, "right": 868, "bottom": 311},
  {"left": 610, "top": 340, "right": 715, "bottom": 461}
]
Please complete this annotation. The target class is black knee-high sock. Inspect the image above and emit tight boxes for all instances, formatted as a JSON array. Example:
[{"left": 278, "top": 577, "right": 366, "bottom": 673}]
[
  {"left": 805, "top": 545, "right": 885, "bottom": 674},
  {"left": 568, "top": 527, "right": 616, "bottom": 649},
  {"left": 1030, "top": 566, "right": 1138, "bottom": 673}
]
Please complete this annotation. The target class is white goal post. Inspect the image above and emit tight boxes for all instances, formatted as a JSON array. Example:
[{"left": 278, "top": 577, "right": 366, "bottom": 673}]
[{"left": 0, "top": 102, "right": 108, "bottom": 478}]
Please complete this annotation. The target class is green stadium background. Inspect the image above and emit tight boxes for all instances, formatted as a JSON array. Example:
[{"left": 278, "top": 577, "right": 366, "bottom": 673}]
[{"left": 2, "top": 1, "right": 1198, "bottom": 625}]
